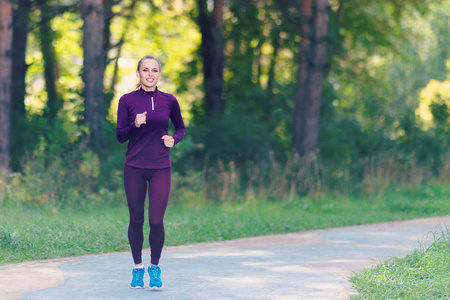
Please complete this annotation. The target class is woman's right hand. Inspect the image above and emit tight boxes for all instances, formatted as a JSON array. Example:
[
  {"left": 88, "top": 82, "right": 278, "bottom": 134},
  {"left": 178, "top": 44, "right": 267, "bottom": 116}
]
[{"left": 135, "top": 111, "right": 147, "bottom": 128}]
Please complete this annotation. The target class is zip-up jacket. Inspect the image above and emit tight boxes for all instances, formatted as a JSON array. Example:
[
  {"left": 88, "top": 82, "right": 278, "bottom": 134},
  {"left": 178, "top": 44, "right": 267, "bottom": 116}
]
[{"left": 116, "top": 87, "right": 185, "bottom": 169}]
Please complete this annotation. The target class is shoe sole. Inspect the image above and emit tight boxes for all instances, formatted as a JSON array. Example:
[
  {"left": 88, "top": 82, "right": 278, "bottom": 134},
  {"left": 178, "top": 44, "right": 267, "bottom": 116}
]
[
  {"left": 149, "top": 284, "right": 164, "bottom": 290},
  {"left": 130, "top": 285, "right": 145, "bottom": 289}
]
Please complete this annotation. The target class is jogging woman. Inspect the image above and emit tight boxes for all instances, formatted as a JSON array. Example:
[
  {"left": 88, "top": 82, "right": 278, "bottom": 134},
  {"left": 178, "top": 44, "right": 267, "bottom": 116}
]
[{"left": 116, "top": 55, "right": 185, "bottom": 289}]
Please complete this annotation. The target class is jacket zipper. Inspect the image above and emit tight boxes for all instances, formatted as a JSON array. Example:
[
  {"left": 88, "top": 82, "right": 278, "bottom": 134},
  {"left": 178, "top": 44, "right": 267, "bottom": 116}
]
[{"left": 151, "top": 96, "right": 154, "bottom": 111}]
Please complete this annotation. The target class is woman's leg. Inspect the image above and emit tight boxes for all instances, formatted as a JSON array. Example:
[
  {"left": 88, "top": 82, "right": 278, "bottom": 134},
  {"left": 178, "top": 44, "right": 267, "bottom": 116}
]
[
  {"left": 124, "top": 164, "right": 148, "bottom": 265},
  {"left": 147, "top": 167, "right": 171, "bottom": 265}
]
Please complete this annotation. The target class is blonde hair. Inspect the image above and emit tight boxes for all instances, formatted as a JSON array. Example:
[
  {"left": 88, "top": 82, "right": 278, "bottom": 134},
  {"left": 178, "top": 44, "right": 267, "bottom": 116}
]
[{"left": 135, "top": 55, "right": 162, "bottom": 90}]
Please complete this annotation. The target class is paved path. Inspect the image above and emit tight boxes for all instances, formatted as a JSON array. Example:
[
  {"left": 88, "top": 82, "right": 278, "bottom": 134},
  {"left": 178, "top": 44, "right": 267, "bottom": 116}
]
[{"left": 1, "top": 216, "right": 449, "bottom": 300}]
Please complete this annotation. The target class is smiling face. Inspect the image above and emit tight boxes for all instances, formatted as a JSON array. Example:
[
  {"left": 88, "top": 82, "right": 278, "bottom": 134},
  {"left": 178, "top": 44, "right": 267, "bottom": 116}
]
[{"left": 136, "top": 58, "right": 161, "bottom": 91}]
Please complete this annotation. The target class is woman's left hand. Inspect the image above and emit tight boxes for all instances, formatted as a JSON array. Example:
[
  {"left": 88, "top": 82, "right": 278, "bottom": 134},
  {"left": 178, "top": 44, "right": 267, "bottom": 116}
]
[{"left": 161, "top": 135, "right": 175, "bottom": 148}]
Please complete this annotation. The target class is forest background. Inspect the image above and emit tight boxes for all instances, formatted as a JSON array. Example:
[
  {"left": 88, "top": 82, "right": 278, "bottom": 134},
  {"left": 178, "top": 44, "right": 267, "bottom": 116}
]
[{"left": 0, "top": 0, "right": 449, "bottom": 207}]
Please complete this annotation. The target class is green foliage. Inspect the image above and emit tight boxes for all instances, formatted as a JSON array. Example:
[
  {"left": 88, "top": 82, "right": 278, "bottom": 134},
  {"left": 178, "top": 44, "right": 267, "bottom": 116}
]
[
  {"left": 316, "top": 0, "right": 450, "bottom": 183},
  {"left": 417, "top": 80, "right": 450, "bottom": 127},
  {"left": 350, "top": 227, "right": 450, "bottom": 299},
  {"left": 192, "top": 113, "right": 276, "bottom": 164},
  {"left": 10, "top": 0, "right": 450, "bottom": 205},
  {"left": 2, "top": 129, "right": 122, "bottom": 209},
  {"left": 180, "top": 0, "right": 450, "bottom": 197}
]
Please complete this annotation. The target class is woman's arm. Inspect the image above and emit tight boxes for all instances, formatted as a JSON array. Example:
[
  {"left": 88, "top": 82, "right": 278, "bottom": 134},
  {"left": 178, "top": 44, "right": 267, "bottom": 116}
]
[
  {"left": 116, "top": 97, "right": 139, "bottom": 144},
  {"left": 169, "top": 97, "right": 186, "bottom": 145}
]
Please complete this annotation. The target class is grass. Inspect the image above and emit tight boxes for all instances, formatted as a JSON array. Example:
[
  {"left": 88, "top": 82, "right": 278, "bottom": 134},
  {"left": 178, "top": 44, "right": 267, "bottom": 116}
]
[
  {"left": 350, "top": 227, "right": 450, "bottom": 299},
  {"left": 1, "top": 183, "right": 449, "bottom": 266},
  {"left": 0, "top": 203, "right": 128, "bottom": 265}
]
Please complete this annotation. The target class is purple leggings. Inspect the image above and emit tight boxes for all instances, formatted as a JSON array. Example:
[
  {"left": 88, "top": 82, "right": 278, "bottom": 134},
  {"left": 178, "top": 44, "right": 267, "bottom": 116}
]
[{"left": 123, "top": 164, "right": 171, "bottom": 265}]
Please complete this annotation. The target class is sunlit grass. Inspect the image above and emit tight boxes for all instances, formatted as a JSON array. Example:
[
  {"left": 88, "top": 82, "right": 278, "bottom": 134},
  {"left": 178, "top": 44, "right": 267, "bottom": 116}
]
[
  {"left": 0, "top": 203, "right": 128, "bottom": 265},
  {"left": 350, "top": 227, "right": 450, "bottom": 299}
]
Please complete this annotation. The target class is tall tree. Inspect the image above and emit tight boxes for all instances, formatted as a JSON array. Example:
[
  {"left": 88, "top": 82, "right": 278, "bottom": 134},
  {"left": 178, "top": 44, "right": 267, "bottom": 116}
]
[
  {"left": 37, "top": 0, "right": 62, "bottom": 124},
  {"left": 197, "top": 0, "right": 225, "bottom": 117},
  {"left": 82, "top": 0, "right": 106, "bottom": 158},
  {"left": 0, "top": 0, "right": 13, "bottom": 178},
  {"left": 11, "top": 0, "right": 30, "bottom": 118},
  {"left": 293, "top": 0, "right": 329, "bottom": 158},
  {"left": 10, "top": 0, "right": 31, "bottom": 171}
]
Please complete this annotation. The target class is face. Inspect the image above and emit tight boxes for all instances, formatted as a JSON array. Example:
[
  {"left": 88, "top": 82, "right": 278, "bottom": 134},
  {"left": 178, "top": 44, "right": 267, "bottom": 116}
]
[{"left": 136, "top": 59, "right": 161, "bottom": 91}]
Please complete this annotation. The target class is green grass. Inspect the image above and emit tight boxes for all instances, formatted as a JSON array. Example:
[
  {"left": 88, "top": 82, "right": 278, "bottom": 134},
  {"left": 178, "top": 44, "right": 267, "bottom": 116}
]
[
  {"left": 0, "top": 184, "right": 449, "bottom": 266},
  {"left": 350, "top": 227, "right": 450, "bottom": 299},
  {"left": 0, "top": 203, "right": 129, "bottom": 265}
]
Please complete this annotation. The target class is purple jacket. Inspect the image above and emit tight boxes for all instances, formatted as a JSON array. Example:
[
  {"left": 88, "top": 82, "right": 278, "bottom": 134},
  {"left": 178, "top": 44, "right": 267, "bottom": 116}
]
[{"left": 116, "top": 87, "right": 185, "bottom": 169}]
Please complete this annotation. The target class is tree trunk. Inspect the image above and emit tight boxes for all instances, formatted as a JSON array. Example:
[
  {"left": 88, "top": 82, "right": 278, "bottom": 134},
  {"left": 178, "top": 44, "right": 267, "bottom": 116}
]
[
  {"left": 37, "top": 0, "right": 61, "bottom": 124},
  {"left": 82, "top": 0, "right": 106, "bottom": 158},
  {"left": 11, "top": 0, "right": 31, "bottom": 171},
  {"left": 293, "top": 0, "right": 329, "bottom": 158},
  {"left": 197, "top": 0, "right": 225, "bottom": 117},
  {"left": 11, "top": 0, "right": 30, "bottom": 118},
  {"left": 0, "top": 0, "right": 13, "bottom": 179}
]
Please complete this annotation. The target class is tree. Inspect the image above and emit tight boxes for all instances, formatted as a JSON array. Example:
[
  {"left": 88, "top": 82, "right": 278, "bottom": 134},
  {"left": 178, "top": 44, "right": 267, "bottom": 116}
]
[
  {"left": 82, "top": 0, "right": 106, "bottom": 158},
  {"left": 293, "top": 0, "right": 329, "bottom": 158},
  {"left": 37, "top": 0, "right": 62, "bottom": 124},
  {"left": 197, "top": 0, "right": 225, "bottom": 117},
  {"left": 11, "top": 0, "right": 30, "bottom": 118},
  {"left": 321, "top": 0, "right": 441, "bottom": 161},
  {"left": 10, "top": 0, "right": 31, "bottom": 171},
  {"left": 0, "top": 0, "right": 13, "bottom": 179}
]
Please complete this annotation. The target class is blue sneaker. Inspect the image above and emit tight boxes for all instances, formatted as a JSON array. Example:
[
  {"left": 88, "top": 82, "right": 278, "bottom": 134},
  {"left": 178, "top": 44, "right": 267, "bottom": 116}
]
[
  {"left": 130, "top": 267, "right": 145, "bottom": 288},
  {"left": 148, "top": 266, "right": 163, "bottom": 289}
]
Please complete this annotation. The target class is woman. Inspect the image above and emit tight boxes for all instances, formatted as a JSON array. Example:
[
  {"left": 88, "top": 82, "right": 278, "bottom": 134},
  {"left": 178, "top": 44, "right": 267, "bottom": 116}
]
[{"left": 116, "top": 55, "right": 185, "bottom": 289}]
